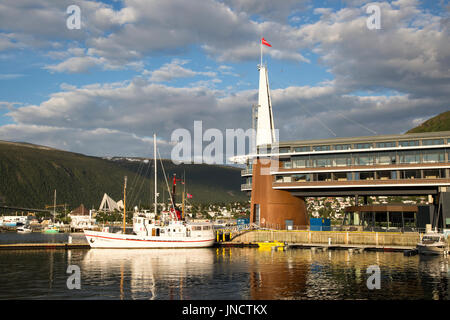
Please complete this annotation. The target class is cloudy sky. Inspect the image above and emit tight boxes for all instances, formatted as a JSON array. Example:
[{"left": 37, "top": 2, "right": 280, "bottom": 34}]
[{"left": 0, "top": 0, "right": 449, "bottom": 160}]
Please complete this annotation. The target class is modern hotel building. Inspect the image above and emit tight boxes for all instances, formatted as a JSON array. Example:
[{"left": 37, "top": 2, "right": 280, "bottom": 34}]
[{"left": 240, "top": 62, "right": 450, "bottom": 231}]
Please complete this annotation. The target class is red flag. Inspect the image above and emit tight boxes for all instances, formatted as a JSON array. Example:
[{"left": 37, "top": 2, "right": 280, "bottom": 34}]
[
  {"left": 261, "top": 37, "right": 271, "bottom": 47},
  {"left": 187, "top": 193, "right": 193, "bottom": 199}
]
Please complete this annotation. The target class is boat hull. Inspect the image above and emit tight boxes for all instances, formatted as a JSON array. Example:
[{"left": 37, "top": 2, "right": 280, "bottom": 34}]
[
  {"left": 417, "top": 244, "right": 446, "bottom": 255},
  {"left": 84, "top": 230, "right": 215, "bottom": 249}
]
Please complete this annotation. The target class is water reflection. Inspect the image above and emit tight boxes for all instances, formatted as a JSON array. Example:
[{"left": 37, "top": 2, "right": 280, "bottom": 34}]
[
  {"left": 1, "top": 248, "right": 450, "bottom": 299},
  {"left": 80, "top": 249, "right": 215, "bottom": 300}
]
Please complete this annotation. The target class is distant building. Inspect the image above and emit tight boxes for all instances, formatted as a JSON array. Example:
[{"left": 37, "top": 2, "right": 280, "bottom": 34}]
[{"left": 69, "top": 204, "right": 96, "bottom": 230}]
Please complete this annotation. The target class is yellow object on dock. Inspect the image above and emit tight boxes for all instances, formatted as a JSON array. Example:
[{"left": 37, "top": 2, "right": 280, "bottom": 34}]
[{"left": 257, "top": 241, "right": 285, "bottom": 249}]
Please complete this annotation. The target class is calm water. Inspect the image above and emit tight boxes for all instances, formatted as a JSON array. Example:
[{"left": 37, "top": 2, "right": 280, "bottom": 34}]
[{"left": 1, "top": 242, "right": 450, "bottom": 300}]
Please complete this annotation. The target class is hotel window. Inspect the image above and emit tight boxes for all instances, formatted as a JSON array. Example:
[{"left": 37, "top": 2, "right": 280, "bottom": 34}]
[
  {"left": 294, "top": 146, "right": 310, "bottom": 152},
  {"left": 292, "top": 156, "right": 309, "bottom": 168},
  {"left": 376, "top": 141, "right": 396, "bottom": 148},
  {"left": 423, "top": 169, "right": 444, "bottom": 179},
  {"left": 275, "top": 175, "right": 292, "bottom": 183},
  {"left": 355, "top": 152, "right": 376, "bottom": 166},
  {"left": 355, "top": 143, "right": 372, "bottom": 149},
  {"left": 355, "top": 171, "right": 375, "bottom": 180},
  {"left": 334, "top": 144, "right": 351, "bottom": 150},
  {"left": 399, "top": 151, "right": 420, "bottom": 164},
  {"left": 313, "top": 145, "right": 331, "bottom": 151},
  {"left": 313, "top": 173, "right": 332, "bottom": 181},
  {"left": 310, "top": 155, "right": 332, "bottom": 167},
  {"left": 334, "top": 154, "right": 352, "bottom": 166},
  {"left": 400, "top": 170, "right": 421, "bottom": 179},
  {"left": 377, "top": 171, "right": 391, "bottom": 180},
  {"left": 399, "top": 140, "right": 419, "bottom": 147},
  {"left": 280, "top": 159, "right": 292, "bottom": 168},
  {"left": 422, "top": 149, "right": 445, "bottom": 163},
  {"left": 377, "top": 151, "right": 396, "bottom": 165},
  {"left": 422, "top": 139, "right": 444, "bottom": 146},
  {"left": 292, "top": 174, "right": 311, "bottom": 182},
  {"left": 334, "top": 172, "right": 352, "bottom": 181}
]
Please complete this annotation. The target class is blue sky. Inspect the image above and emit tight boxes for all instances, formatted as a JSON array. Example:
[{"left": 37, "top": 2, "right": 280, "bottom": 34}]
[{"left": 0, "top": 0, "right": 449, "bottom": 158}]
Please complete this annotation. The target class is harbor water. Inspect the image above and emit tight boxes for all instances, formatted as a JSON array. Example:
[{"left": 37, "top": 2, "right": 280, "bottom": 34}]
[{"left": 1, "top": 237, "right": 450, "bottom": 300}]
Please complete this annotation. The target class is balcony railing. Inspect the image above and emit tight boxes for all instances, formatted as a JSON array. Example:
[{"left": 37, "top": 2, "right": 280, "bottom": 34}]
[
  {"left": 241, "top": 168, "right": 253, "bottom": 176},
  {"left": 241, "top": 183, "right": 252, "bottom": 191}
]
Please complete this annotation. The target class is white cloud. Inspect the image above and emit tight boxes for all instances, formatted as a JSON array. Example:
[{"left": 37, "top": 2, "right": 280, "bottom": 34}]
[
  {"left": 45, "top": 56, "right": 104, "bottom": 73},
  {"left": 146, "top": 59, "right": 217, "bottom": 82}
]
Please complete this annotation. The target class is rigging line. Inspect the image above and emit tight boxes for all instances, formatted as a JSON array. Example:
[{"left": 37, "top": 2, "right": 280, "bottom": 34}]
[
  {"left": 129, "top": 159, "right": 152, "bottom": 209},
  {"left": 336, "top": 112, "right": 378, "bottom": 135},
  {"left": 300, "top": 103, "right": 337, "bottom": 137},
  {"left": 126, "top": 159, "right": 146, "bottom": 206},
  {"left": 157, "top": 149, "right": 177, "bottom": 220}
]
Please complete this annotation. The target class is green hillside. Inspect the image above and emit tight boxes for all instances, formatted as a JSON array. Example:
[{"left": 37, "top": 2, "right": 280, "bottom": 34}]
[
  {"left": 0, "top": 141, "right": 247, "bottom": 211},
  {"left": 407, "top": 111, "right": 450, "bottom": 133}
]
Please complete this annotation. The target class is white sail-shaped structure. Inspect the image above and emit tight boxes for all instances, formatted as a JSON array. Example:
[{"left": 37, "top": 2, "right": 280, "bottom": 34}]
[
  {"left": 99, "top": 193, "right": 123, "bottom": 212},
  {"left": 256, "top": 65, "right": 276, "bottom": 147}
]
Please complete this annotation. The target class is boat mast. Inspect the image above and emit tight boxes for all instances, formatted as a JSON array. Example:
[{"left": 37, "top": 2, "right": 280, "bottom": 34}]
[
  {"left": 53, "top": 189, "right": 56, "bottom": 223},
  {"left": 182, "top": 170, "right": 186, "bottom": 220},
  {"left": 154, "top": 133, "right": 157, "bottom": 217},
  {"left": 123, "top": 176, "right": 127, "bottom": 234}
]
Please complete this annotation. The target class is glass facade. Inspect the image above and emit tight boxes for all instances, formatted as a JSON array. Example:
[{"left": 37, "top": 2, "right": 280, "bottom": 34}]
[
  {"left": 355, "top": 143, "right": 372, "bottom": 149},
  {"left": 422, "top": 149, "right": 445, "bottom": 163},
  {"left": 399, "top": 151, "right": 420, "bottom": 164},
  {"left": 284, "top": 148, "right": 448, "bottom": 168},
  {"left": 399, "top": 140, "right": 419, "bottom": 147},
  {"left": 269, "top": 135, "right": 450, "bottom": 187},
  {"left": 289, "top": 137, "right": 448, "bottom": 153},
  {"left": 376, "top": 141, "right": 396, "bottom": 148},
  {"left": 273, "top": 168, "right": 449, "bottom": 184},
  {"left": 313, "top": 145, "right": 331, "bottom": 151},
  {"left": 422, "top": 139, "right": 444, "bottom": 145},
  {"left": 294, "top": 146, "right": 310, "bottom": 152},
  {"left": 334, "top": 144, "right": 351, "bottom": 150}
]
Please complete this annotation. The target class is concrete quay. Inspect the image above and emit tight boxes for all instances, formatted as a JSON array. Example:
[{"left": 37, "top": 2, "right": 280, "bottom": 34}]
[
  {"left": 220, "top": 229, "right": 422, "bottom": 251},
  {"left": 0, "top": 243, "right": 90, "bottom": 250}
]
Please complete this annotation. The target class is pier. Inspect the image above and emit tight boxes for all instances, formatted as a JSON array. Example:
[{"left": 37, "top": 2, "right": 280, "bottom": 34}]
[
  {"left": 0, "top": 243, "right": 90, "bottom": 250},
  {"left": 215, "top": 229, "right": 422, "bottom": 252}
]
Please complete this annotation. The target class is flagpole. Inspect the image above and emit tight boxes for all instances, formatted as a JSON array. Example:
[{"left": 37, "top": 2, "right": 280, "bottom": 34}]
[{"left": 260, "top": 38, "right": 262, "bottom": 67}]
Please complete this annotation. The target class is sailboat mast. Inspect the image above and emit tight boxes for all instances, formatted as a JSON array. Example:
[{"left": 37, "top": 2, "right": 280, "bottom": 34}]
[
  {"left": 154, "top": 133, "right": 157, "bottom": 216},
  {"left": 123, "top": 176, "right": 127, "bottom": 234},
  {"left": 53, "top": 189, "right": 56, "bottom": 222}
]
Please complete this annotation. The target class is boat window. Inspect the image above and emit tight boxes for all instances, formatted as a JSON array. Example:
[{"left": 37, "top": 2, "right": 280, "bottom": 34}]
[
  {"left": 203, "top": 226, "right": 211, "bottom": 230},
  {"left": 192, "top": 226, "right": 202, "bottom": 231}
]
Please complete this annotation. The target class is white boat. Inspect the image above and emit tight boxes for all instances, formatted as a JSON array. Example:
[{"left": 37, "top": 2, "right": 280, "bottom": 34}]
[
  {"left": 416, "top": 232, "right": 448, "bottom": 255},
  {"left": 84, "top": 134, "right": 215, "bottom": 249},
  {"left": 17, "top": 225, "right": 32, "bottom": 233},
  {"left": 85, "top": 220, "right": 215, "bottom": 248}
]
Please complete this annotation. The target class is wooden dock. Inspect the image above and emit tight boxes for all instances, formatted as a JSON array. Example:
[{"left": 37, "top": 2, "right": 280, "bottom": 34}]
[
  {"left": 217, "top": 241, "right": 415, "bottom": 252},
  {"left": 0, "top": 243, "right": 90, "bottom": 250}
]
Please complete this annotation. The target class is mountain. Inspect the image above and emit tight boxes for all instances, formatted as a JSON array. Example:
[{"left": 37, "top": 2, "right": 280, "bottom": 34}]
[
  {"left": 0, "top": 141, "right": 247, "bottom": 211},
  {"left": 407, "top": 111, "right": 450, "bottom": 133}
]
